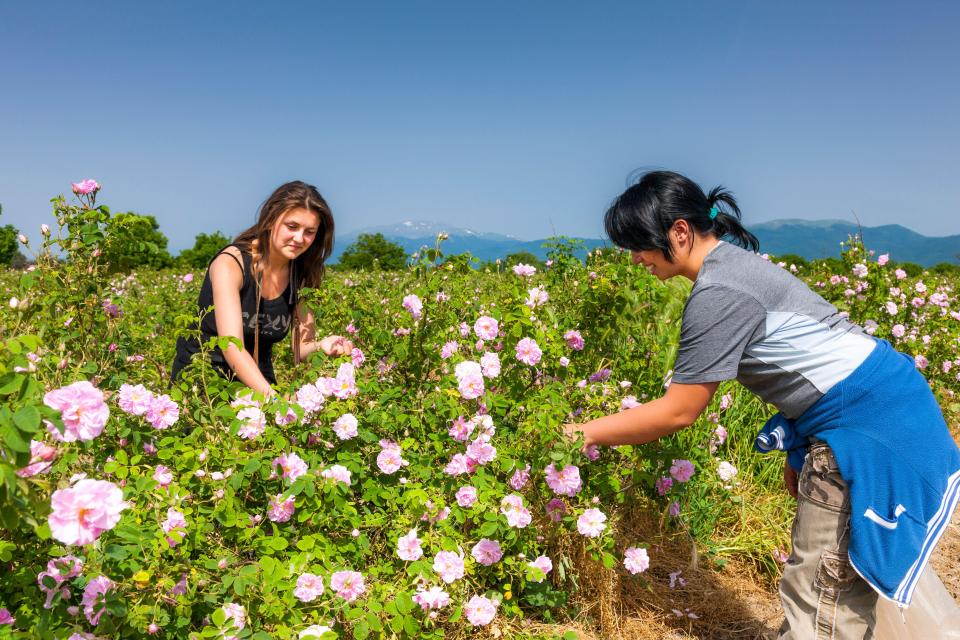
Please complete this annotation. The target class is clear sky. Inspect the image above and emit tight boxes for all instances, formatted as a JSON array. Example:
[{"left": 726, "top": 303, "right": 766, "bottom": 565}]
[{"left": 2, "top": 1, "right": 958, "bottom": 251}]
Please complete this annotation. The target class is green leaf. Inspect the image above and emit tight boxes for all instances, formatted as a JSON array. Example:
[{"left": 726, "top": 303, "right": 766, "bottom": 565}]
[
  {"left": 13, "top": 405, "right": 41, "bottom": 433},
  {"left": 2, "top": 425, "right": 30, "bottom": 453},
  {"left": 394, "top": 591, "right": 414, "bottom": 615}
]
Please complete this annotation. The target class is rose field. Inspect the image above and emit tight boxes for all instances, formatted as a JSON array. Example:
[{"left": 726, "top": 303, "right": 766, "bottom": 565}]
[{"left": 1, "top": 188, "right": 959, "bottom": 640}]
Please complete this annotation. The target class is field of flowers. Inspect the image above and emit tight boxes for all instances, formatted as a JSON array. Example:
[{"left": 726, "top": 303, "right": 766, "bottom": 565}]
[{"left": 1, "top": 187, "right": 958, "bottom": 640}]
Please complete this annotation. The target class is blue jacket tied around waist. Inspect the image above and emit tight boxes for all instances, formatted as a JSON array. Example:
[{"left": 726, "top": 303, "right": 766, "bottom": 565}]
[{"left": 755, "top": 339, "right": 960, "bottom": 606}]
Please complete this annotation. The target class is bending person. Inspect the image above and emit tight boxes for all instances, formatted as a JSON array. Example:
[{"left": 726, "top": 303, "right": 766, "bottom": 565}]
[
  {"left": 171, "top": 180, "right": 352, "bottom": 395},
  {"left": 566, "top": 170, "right": 959, "bottom": 638}
]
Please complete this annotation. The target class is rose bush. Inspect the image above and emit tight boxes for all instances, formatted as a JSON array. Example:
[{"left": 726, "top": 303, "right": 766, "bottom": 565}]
[{"left": 0, "top": 185, "right": 957, "bottom": 639}]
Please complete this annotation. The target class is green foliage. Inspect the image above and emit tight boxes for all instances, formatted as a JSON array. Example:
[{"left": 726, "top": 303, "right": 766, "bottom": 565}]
[
  {"left": 177, "top": 231, "right": 232, "bottom": 269},
  {"left": 337, "top": 233, "right": 408, "bottom": 271},
  {"left": 504, "top": 251, "right": 543, "bottom": 268},
  {"left": 2, "top": 192, "right": 959, "bottom": 638},
  {"left": 0, "top": 203, "right": 22, "bottom": 267},
  {"left": 101, "top": 212, "right": 173, "bottom": 272}
]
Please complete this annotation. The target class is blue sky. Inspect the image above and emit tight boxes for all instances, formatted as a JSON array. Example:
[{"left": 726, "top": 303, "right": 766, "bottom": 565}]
[{"left": 2, "top": 1, "right": 958, "bottom": 252}]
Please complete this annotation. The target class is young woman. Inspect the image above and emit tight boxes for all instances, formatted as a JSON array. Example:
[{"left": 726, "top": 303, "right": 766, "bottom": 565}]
[
  {"left": 171, "top": 181, "right": 353, "bottom": 396},
  {"left": 566, "top": 171, "right": 959, "bottom": 638}
]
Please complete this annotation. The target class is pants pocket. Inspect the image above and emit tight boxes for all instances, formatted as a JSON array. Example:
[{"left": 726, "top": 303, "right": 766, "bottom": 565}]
[{"left": 798, "top": 444, "right": 850, "bottom": 513}]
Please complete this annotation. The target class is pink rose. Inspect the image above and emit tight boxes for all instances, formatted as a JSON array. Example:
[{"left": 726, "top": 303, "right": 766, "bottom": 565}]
[{"left": 49, "top": 478, "right": 127, "bottom": 545}]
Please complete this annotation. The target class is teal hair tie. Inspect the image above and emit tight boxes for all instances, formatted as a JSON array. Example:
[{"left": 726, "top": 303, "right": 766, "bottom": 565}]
[{"left": 709, "top": 206, "right": 719, "bottom": 220}]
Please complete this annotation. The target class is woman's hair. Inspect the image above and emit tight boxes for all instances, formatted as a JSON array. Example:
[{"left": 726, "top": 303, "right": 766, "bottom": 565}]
[
  {"left": 603, "top": 170, "right": 759, "bottom": 261},
  {"left": 234, "top": 180, "right": 334, "bottom": 289}
]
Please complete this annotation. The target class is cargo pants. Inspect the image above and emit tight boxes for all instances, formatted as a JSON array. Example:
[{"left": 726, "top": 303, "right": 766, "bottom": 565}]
[{"left": 778, "top": 440, "right": 878, "bottom": 639}]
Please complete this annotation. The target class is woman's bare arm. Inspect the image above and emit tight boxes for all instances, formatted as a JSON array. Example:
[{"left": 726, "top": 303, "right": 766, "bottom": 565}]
[
  {"left": 210, "top": 248, "right": 274, "bottom": 395},
  {"left": 294, "top": 304, "right": 353, "bottom": 362},
  {"left": 566, "top": 381, "right": 719, "bottom": 447}
]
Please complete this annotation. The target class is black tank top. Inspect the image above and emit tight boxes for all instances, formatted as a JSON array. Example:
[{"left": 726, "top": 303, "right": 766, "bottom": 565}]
[{"left": 172, "top": 245, "right": 298, "bottom": 385}]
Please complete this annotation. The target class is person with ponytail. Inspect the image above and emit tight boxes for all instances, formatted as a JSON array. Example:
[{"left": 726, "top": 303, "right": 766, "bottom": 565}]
[
  {"left": 171, "top": 180, "right": 353, "bottom": 396},
  {"left": 566, "top": 170, "right": 959, "bottom": 637}
]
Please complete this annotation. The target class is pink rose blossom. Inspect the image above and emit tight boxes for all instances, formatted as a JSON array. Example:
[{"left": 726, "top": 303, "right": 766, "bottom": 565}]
[
  {"left": 376, "top": 440, "right": 408, "bottom": 474},
  {"left": 623, "top": 547, "right": 650, "bottom": 574},
  {"left": 273, "top": 452, "right": 309, "bottom": 482},
  {"left": 117, "top": 383, "right": 154, "bottom": 416},
  {"left": 474, "top": 316, "right": 499, "bottom": 340},
  {"left": 236, "top": 406, "right": 267, "bottom": 439},
  {"left": 545, "top": 463, "right": 582, "bottom": 497},
  {"left": 464, "top": 595, "right": 498, "bottom": 626},
  {"left": 524, "top": 286, "right": 549, "bottom": 309},
  {"left": 471, "top": 539, "right": 503, "bottom": 566},
  {"left": 397, "top": 529, "right": 423, "bottom": 561},
  {"left": 321, "top": 464, "right": 352, "bottom": 485},
  {"left": 564, "top": 330, "right": 585, "bottom": 350},
  {"left": 71, "top": 179, "right": 100, "bottom": 195},
  {"left": 512, "top": 263, "right": 536, "bottom": 277},
  {"left": 669, "top": 459, "right": 695, "bottom": 483},
  {"left": 333, "top": 413, "right": 358, "bottom": 440},
  {"left": 267, "top": 494, "right": 295, "bottom": 522},
  {"left": 221, "top": 603, "right": 246, "bottom": 630},
  {"left": 509, "top": 464, "right": 531, "bottom": 490},
  {"left": 444, "top": 453, "right": 476, "bottom": 476},
  {"left": 577, "top": 508, "right": 607, "bottom": 537},
  {"left": 295, "top": 383, "right": 325, "bottom": 414},
  {"left": 559, "top": 356, "right": 570, "bottom": 367},
  {"left": 351, "top": 347, "right": 365, "bottom": 368},
  {"left": 915, "top": 354, "right": 928, "bottom": 369},
  {"left": 500, "top": 494, "right": 532, "bottom": 528},
  {"left": 413, "top": 586, "right": 451, "bottom": 612},
  {"left": 717, "top": 461, "right": 738, "bottom": 482},
  {"left": 44, "top": 381, "right": 109, "bottom": 442},
  {"left": 515, "top": 337, "right": 542, "bottom": 366},
  {"left": 545, "top": 498, "right": 567, "bottom": 522},
  {"left": 656, "top": 476, "right": 673, "bottom": 495},
  {"left": 895, "top": 268, "right": 907, "bottom": 280},
  {"left": 161, "top": 508, "right": 187, "bottom": 547},
  {"left": 81, "top": 575, "right": 113, "bottom": 625},
  {"left": 448, "top": 416, "right": 474, "bottom": 441},
  {"left": 0, "top": 608, "right": 13, "bottom": 625},
  {"left": 440, "top": 341, "right": 459, "bottom": 359},
  {"left": 294, "top": 573, "right": 324, "bottom": 602},
  {"left": 402, "top": 294, "right": 423, "bottom": 320},
  {"left": 332, "top": 362, "right": 358, "bottom": 399},
  {"left": 527, "top": 555, "right": 553, "bottom": 582},
  {"left": 891, "top": 324, "right": 906, "bottom": 338},
  {"left": 479, "top": 351, "right": 501, "bottom": 378},
  {"left": 669, "top": 501, "right": 681, "bottom": 517},
  {"left": 49, "top": 478, "right": 127, "bottom": 545},
  {"left": 457, "top": 373, "right": 485, "bottom": 399},
  {"left": 466, "top": 437, "right": 496, "bottom": 465},
  {"left": 16, "top": 439, "right": 57, "bottom": 477},
  {"left": 433, "top": 550, "right": 466, "bottom": 583},
  {"left": 146, "top": 394, "right": 179, "bottom": 430},
  {"left": 620, "top": 395, "right": 641, "bottom": 410},
  {"left": 456, "top": 486, "right": 478, "bottom": 507}
]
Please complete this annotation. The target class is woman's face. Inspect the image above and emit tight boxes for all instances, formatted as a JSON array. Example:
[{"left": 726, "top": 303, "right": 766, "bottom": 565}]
[
  {"left": 271, "top": 208, "right": 321, "bottom": 261},
  {"left": 631, "top": 248, "right": 677, "bottom": 280}
]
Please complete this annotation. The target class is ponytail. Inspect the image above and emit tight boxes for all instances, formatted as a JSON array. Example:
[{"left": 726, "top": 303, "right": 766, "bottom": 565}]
[
  {"left": 705, "top": 186, "right": 759, "bottom": 253},
  {"left": 604, "top": 170, "right": 760, "bottom": 260}
]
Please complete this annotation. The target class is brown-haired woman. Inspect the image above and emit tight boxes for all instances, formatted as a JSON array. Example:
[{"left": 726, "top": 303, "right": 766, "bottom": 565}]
[{"left": 171, "top": 180, "right": 352, "bottom": 395}]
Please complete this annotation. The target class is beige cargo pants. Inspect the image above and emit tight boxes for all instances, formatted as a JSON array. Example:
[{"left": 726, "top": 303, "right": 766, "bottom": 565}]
[{"left": 778, "top": 441, "right": 878, "bottom": 639}]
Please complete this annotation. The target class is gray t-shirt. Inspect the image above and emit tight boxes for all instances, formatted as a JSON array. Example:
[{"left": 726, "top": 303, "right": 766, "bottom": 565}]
[{"left": 671, "top": 242, "right": 876, "bottom": 418}]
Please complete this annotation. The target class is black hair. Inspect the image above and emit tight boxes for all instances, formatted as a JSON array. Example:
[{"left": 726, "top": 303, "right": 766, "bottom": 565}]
[{"left": 603, "top": 170, "right": 759, "bottom": 261}]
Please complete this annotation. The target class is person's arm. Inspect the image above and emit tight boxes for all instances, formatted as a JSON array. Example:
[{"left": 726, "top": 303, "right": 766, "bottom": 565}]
[
  {"left": 210, "top": 249, "right": 275, "bottom": 396},
  {"left": 293, "top": 304, "right": 353, "bottom": 362},
  {"left": 566, "top": 381, "right": 719, "bottom": 448}
]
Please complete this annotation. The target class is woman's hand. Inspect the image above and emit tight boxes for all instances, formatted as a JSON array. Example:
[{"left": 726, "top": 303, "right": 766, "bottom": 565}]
[
  {"left": 318, "top": 335, "right": 354, "bottom": 357},
  {"left": 563, "top": 423, "right": 595, "bottom": 451},
  {"left": 784, "top": 460, "right": 799, "bottom": 499}
]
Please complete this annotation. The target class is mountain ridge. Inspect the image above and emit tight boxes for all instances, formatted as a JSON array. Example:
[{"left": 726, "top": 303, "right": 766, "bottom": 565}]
[{"left": 332, "top": 219, "right": 959, "bottom": 266}]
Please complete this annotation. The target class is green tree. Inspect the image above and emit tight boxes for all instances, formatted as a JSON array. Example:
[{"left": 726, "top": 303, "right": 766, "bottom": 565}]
[
  {"left": 503, "top": 251, "right": 544, "bottom": 268},
  {"left": 0, "top": 204, "right": 23, "bottom": 267},
  {"left": 337, "top": 233, "right": 407, "bottom": 270},
  {"left": 101, "top": 212, "right": 173, "bottom": 272},
  {"left": 176, "top": 231, "right": 232, "bottom": 269}
]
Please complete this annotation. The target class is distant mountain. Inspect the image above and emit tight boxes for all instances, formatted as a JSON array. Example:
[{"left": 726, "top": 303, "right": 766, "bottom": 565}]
[
  {"left": 750, "top": 220, "right": 960, "bottom": 266},
  {"left": 331, "top": 220, "right": 608, "bottom": 264},
  {"left": 331, "top": 219, "right": 959, "bottom": 267}
]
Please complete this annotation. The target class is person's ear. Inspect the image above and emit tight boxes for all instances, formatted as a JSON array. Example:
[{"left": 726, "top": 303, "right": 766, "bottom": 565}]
[{"left": 672, "top": 219, "right": 691, "bottom": 247}]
